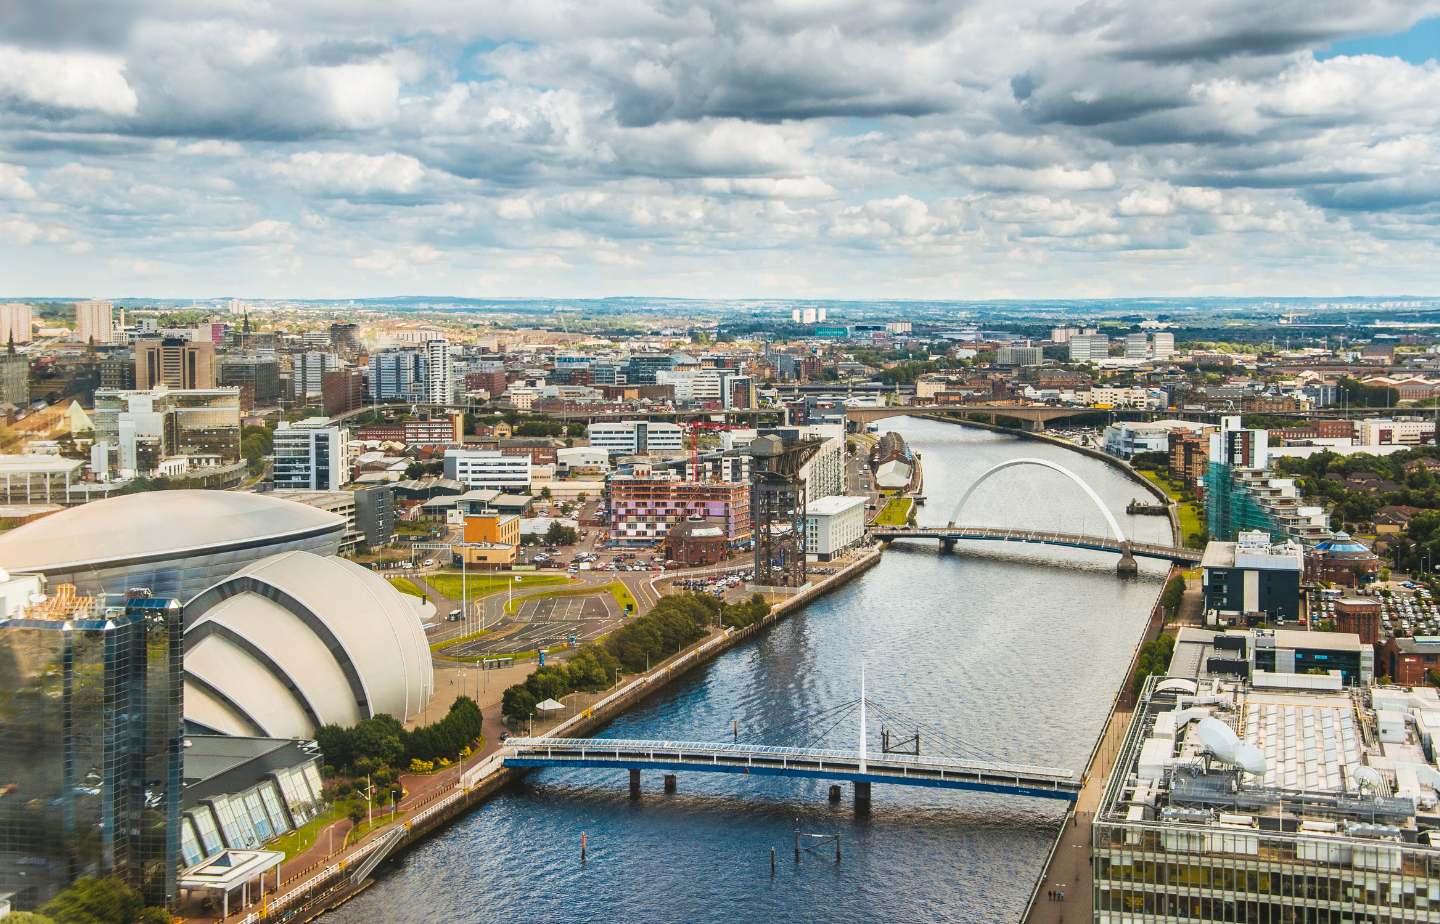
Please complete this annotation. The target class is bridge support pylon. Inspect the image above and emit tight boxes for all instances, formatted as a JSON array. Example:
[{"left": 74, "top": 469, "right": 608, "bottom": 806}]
[
  {"left": 630, "top": 768, "right": 641, "bottom": 798},
  {"left": 854, "top": 781, "right": 871, "bottom": 806},
  {"left": 940, "top": 537, "right": 955, "bottom": 552},
  {"left": 1116, "top": 542, "right": 1138, "bottom": 577},
  {"left": 664, "top": 774, "right": 677, "bottom": 793}
]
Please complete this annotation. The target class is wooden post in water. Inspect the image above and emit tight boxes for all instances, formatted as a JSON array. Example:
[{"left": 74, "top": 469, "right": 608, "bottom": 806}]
[
  {"left": 794, "top": 830, "right": 800, "bottom": 862},
  {"left": 581, "top": 832, "right": 586, "bottom": 863},
  {"left": 771, "top": 847, "right": 776, "bottom": 872}
]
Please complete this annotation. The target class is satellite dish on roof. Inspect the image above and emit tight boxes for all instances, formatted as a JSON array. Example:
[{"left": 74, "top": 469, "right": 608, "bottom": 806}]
[
  {"left": 1234, "top": 742, "right": 1267, "bottom": 776},
  {"left": 1352, "top": 765, "right": 1383, "bottom": 794}
]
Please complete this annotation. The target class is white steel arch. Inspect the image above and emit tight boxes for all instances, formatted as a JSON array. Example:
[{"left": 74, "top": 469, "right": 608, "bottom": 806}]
[{"left": 947, "top": 457, "right": 1126, "bottom": 542}]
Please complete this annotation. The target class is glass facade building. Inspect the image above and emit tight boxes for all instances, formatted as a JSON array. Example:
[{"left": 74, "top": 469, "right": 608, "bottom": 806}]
[{"left": 0, "top": 596, "right": 183, "bottom": 910}]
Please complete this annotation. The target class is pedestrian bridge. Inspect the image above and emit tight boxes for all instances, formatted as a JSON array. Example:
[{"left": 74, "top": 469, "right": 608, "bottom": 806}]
[
  {"left": 502, "top": 737, "right": 1080, "bottom": 802},
  {"left": 872, "top": 456, "right": 1198, "bottom": 573}
]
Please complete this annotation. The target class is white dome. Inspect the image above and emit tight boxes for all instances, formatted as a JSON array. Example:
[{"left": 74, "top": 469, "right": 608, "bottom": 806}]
[{"left": 183, "top": 551, "right": 433, "bottom": 739}]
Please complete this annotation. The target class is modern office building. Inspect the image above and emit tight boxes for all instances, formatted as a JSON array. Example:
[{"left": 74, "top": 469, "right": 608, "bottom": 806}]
[
  {"left": 270, "top": 490, "right": 367, "bottom": 552},
  {"left": 587, "top": 420, "right": 685, "bottom": 455},
  {"left": 136, "top": 338, "right": 217, "bottom": 389},
  {"left": 328, "top": 322, "right": 360, "bottom": 354},
  {"left": 74, "top": 299, "right": 114, "bottom": 344},
  {"left": 0, "top": 592, "right": 184, "bottom": 910},
  {"left": 218, "top": 354, "right": 281, "bottom": 409},
  {"left": 0, "top": 490, "right": 345, "bottom": 601},
  {"left": 368, "top": 348, "right": 427, "bottom": 401},
  {"left": 608, "top": 476, "right": 751, "bottom": 544},
  {"left": 626, "top": 353, "right": 676, "bottom": 385},
  {"left": 272, "top": 419, "right": 348, "bottom": 491},
  {"left": 0, "top": 453, "right": 84, "bottom": 504},
  {"left": 92, "top": 386, "right": 242, "bottom": 475},
  {"left": 354, "top": 483, "right": 395, "bottom": 549},
  {"left": 178, "top": 736, "right": 327, "bottom": 870},
  {"left": 424, "top": 339, "right": 451, "bottom": 404},
  {"left": 0, "top": 302, "right": 32, "bottom": 344},
  {"left": 183, "top": 551, "right": 433, "bottom": 739},
  {"left": 321, "top": 368, "right": 364, "bottom": 416},
  {"left": 1094, "top": 674, "right": 1416, "bottom": 924},
  {"left": 442, "top": 449, "right": 532, "bottom": 491},
  {"left": 0, "top": 352, "right": 24, "bottom": 407},
  {"left": 1200, "top": 530, "right": 1304, "bottom": 625},
  {"left": 98, "top": 351, "right": 136, "bottom": 391},
  {"left": 801, "top": 495, "right": 867, "bottom": 561}
]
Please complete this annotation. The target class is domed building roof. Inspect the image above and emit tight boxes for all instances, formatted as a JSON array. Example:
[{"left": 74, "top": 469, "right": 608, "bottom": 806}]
[
  {"left": 0, "top": 490, "right": 346, "bottom": 602},
  {"left": 183, "top": 551, "right": 433, "bottom": 739},
  {"left": 1314, "top": 532, "right": 1374, "bottom": 557},
  {"left": 0, "top": 490, "right": 343, "bottom": 572}
]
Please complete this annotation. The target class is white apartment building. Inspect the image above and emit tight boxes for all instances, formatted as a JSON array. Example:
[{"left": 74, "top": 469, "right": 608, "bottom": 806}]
[
  {"left": 506, "top": 386, "right": 543, "bottom": 409},
  {"left": 1124, "top": 332, "right": 1149, "bottom": 359},
  {"left": 1068, "top": 334, "right": 1109, "bottom": 362},
  {"left": 442, "top": 449, "right": 532, "bottom": 491},
  {"left": 272, "top": 419, "right": 350, "bottom": 491},
  {"left": 74, "top": 299, "right": 115, "bottom": 344},
  {"left": 292, "top": 351, "right": 338, "bottom": 399},
  {"left": 803, "top": 495, "right": 867, "bottom": 561},
  {"left": 368, "top": 348, "right": 426, "bottom": 401},
  {"left": 587, "top": 421, "right": 685, "bottom": 455},
  {"left": 424, "top": 339, "right": 451, "bottom": 404},
  {"left": 0, "top": 303, "right": 32, "bottom": 345},
  {"left": 1091, "top": 385, "right": 1150, "bottom": 407},
  {"left": 1152, "top": 331, "right": 1175, "bottom": 361},
  {"left": 1358, "top": 417, "right": 1436, "bottom": 446}
]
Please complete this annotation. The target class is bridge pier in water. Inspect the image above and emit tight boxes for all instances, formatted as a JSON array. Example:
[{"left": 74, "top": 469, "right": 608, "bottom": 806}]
[
  {"left": 630, "top": 768, "right": 641, "bottom": 798},
  {"left": 1116, "top": 542, "right": 1138, "bottom": 577},
  {"left": 664, "top": 774, "right": 677, "bottom": 793},
  {"left": 854, "top": 781, "right": 871, "bottom": 806}
]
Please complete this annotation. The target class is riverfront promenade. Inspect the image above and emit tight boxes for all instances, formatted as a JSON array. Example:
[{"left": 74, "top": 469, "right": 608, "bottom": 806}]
[{"left": 186, "top": 545, "right": 884, "bottom": 924}]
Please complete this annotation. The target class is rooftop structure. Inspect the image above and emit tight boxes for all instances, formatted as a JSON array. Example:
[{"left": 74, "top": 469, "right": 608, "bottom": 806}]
[{"left": 1095, "top": 677, "right": 1440, "bottom": 924}]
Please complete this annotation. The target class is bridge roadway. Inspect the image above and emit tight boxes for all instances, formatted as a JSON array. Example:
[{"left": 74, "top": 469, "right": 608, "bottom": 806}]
[
  {"left": 871, "top": 526, "right": 1202, "bottom": 565},
  {"left": 501, "top": 737, "right": 1081, "bottom": 801}
]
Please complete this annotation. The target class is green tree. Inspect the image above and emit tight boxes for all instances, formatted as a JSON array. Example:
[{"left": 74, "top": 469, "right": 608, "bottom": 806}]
[
  {"left": 350, "top": 715, "right": 404, "bottom": 765},
  {"left": 540, "top": 486, "right": 552, "bottom": 500},
  {"left": 1161, "top": 576, "right": 1186, "bottom": 619},
  {"left": 314, "top": 724, "right": 354, "bottom": 770}
]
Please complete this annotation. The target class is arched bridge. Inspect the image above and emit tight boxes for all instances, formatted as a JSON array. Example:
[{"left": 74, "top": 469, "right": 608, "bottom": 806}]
[
  {"left": 873, "top": 457, "right": 1200, "bottom": 574},
  {"left": 848, "top": 404, "right": 1111, "bottom": 430}
]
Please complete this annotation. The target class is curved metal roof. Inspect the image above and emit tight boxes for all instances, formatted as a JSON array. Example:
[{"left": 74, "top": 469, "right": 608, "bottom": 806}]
[
  {"left": 183, "top": 551, "right": 433, "bottom": 738},
  {"left": 0, "top": 490, "right": 345, "bottom": 572}
]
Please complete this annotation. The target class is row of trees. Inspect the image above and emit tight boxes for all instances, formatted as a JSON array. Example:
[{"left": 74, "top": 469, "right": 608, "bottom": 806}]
[
  {"left": 721, "top": 593, "right": 772, "bottom": 629},
  {"left": 501, "top": 644, "right": 621, "bottom": 719},
  {"left": 9, "top": 876, "right": 167, "bottom": 924},
  {"left": 604, "top": 593, "right": 719, "bottom": 672},
  {"left": 314, "top": 697, "right": 483, "bottom": 773},
  {"left": 1131, "top": 633, "right": 1177, "bottom": 699}
]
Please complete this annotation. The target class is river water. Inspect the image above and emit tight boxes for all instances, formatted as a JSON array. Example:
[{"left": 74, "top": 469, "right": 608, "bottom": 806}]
[{"left": 330, "top": 418, "right": 1170, "bottom": 924}]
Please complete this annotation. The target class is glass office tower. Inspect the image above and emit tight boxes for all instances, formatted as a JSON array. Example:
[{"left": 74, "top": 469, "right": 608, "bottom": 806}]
[{"left": 0, "top": 595, "right": 182, "bottom": 910}]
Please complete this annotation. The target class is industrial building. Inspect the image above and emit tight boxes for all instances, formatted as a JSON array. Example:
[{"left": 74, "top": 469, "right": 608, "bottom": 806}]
[{"left": 1096, "top": 674, "right": 1440, "bottom": 924}]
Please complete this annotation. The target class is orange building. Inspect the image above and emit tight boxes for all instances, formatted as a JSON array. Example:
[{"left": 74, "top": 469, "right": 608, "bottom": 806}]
[{"left": 464, "top": 513, "right": 520, "bottom": 546}]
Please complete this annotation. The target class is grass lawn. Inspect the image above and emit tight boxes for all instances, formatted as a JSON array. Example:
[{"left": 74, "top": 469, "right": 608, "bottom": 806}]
[
  {"left": 1178, "top": 502, "right": 1205, "bottom": 547},
  {"left": 1137, "top": 469, "right": 1184, "bottom": 501},
  {"left": 431, "top": 629, "right": 491, "bottom": 653},
  {"left": 427, "top": 573, "right": 572, "bottom": 600},
  {"left": 387, "top": 577, "right": 423, "bottom": 597},
  {"left": 872, "top": 495, "right": 913, "bottom": 527},
  {"left": 347, "top": 808, "right": 408, "bottom": 845},
  {"left": 268, "top": 802, "right": 348, "bottom": 862},
  {"left": 503, "top": 581, "right": 636, "bottom": 616}
]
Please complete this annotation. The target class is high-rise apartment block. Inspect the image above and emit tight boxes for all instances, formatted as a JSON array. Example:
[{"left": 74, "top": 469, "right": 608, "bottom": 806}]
[
  {"left": 1125, "top": 331, "right": 1150, "bottom": 359},
  {"left": 292, "top": 350, "right": 338, "bottom": 400},
  {"left": 0, "top": 591, "right": 184, "bottom": 910},
  {"left": 996, "top": 345, "right": 1044, "bottom": 367},
  {"left": 272, "top": 419, "right": 349, "bottom": 491},
  {"left": 1068, "top": 334, "right": 1110, "bottom": 362},
  {"left": 0, "top": 302, "right": 32, "bottom": 344},
  {"left": 74, "top": 299, "right": 115, "bottom": 344},
  {"left": 368, "top": 349, "right": 426, "bottom": 401},
  {"left": 1152, "top": 331, "right": 1175, "bottom": 361},
  {"left": 424, "top": 339, "right": 451, "bottom": 404},
  {"left": 136, "top": 338, "right": 217, "bottom": 389},
  {"left": 0, "top": 352, "right": 27, "bottom": 406}
]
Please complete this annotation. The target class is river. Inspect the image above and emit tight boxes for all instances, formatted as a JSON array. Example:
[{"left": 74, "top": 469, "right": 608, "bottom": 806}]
[{"left": 329, "top": 418, "right": 1170, "bottom": 923}]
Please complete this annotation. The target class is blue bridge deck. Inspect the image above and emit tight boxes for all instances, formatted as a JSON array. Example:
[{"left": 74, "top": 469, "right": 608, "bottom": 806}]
[{"left": 502, "top": 738, "right": 1081, "bottom": 801}]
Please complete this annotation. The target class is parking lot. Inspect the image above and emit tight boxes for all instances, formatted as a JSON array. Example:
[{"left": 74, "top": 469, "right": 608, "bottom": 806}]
[{"left": 443, "top": 592, "right": 621, "bottom": 659}]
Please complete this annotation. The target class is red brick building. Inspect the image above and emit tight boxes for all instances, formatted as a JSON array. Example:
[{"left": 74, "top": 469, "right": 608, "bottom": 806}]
[
  {"left": 664, "top": 517, "right": 729, "bottom": 566},
  {"left": 1334, "top": 597, "right": 1381, "bottom": 645},
  {"left": 1380, "top": 637, "right": 1440, "bottom": 685},
  {"left": 498, "top": 437, "right": 564, "bottom": 465},
  {"left": 322, "top": 369, "right": 364, "bottom": 416}
]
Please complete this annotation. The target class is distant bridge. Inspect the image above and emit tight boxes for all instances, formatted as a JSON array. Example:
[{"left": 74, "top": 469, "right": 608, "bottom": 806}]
[
  {"left": 502, "top": 737, "right": 1079, "bottom": 803},
  {"left": 873, "top": 457, "right": 1196, "bottom": 574}
]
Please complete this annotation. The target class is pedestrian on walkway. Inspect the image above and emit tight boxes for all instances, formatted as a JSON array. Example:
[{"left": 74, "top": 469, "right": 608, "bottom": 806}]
[{"left": 1047, "top": 890, "right": 1053, "bottom": 901}]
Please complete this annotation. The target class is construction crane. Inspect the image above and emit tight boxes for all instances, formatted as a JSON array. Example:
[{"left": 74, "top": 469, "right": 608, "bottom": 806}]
[{"left": 685, "top": 420, "right": 750, "bottom": 482}]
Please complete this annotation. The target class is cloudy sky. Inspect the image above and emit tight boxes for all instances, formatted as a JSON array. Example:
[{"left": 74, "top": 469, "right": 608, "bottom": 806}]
[{"left": 2, "top": 0, "right": 1440, "bottom": 300}]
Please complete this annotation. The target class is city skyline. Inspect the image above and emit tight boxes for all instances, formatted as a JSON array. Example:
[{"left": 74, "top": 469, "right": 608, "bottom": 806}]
[{"left": 1, "top": 4, "right": 1439, "bottom": 299}]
